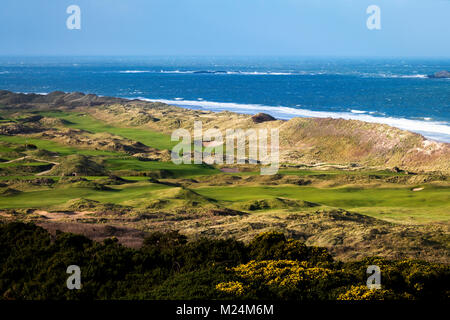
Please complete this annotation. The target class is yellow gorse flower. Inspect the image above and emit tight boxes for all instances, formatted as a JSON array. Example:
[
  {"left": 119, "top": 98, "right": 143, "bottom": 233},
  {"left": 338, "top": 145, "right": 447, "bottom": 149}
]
[
  {"left": 216, "top": 281, "right": 245, "bottom": 296},
  {"left": 337, "top": 285, "right": 398, "bottom": 300},
  {"left": 229, "top": 260, "right": 335, "bottom": 289}
]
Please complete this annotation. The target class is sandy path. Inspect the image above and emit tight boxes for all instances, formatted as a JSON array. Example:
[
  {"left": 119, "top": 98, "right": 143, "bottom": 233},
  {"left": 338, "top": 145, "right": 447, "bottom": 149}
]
[
  {"left": 3, "top": 156, "right": 27, "bottom": 163},
  {"left": 33, "top": 210, "right": 93, "bottom": 221},
  {"left": 3, "top": 155, "right": 60, "bottom": 176},
  {"left": 5, "top": 155, "right": 59, "bottom": 165}
]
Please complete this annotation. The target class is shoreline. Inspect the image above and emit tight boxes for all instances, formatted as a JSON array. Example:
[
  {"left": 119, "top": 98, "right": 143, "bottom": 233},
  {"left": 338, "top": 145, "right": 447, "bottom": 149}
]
[
  {"left": 7, "top": 90, "right": 450, "bottom": 144},
  {"left": 136, "top": 97, "right": 450, "bottom": 143}
]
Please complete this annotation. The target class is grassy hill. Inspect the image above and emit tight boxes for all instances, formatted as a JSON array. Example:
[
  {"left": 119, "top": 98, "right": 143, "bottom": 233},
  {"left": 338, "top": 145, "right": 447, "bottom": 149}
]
[{"left": 0, "top": 90, "right": 448, "bottom": 265}]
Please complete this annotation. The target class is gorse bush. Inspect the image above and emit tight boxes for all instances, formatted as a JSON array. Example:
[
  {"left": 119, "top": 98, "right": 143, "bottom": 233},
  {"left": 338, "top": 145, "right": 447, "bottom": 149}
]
[
  {"left": 337, "top": 285, "right": 404, "bottom": 300},
  {"left": 216, "top": 260, "right": 349, "bottom": 300},
  {"left": 0, "top": 222, "right": 448, "bottom": 300}
]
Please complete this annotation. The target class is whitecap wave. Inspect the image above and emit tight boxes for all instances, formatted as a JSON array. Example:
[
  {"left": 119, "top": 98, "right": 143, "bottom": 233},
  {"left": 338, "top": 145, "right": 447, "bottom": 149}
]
[
  {"left": 158, "top": 70, "right": 295, "bottom": 75},
  {"left": 388, "top": 74, "right": 427, "bottom": 79},
  {"left": 230, "top": 71, "right": 294, "bottom": 75},
  {"left": 136, "top": 97, "right": 450, "bottom": 143},
  {"left": 350, "top": 110, "right": 367, "bottom": 114},
  {"left": 160, "top": 70, "right": 193, "bottom": 74},
  {"left": 114, "top": 70, "right": 432, "bottom": 78},
  {"left": 119, "top": 70, "right": 151, "bottom": 74},
  {"left": 356, "top": 72, "right": 428, "bottom": 79}
]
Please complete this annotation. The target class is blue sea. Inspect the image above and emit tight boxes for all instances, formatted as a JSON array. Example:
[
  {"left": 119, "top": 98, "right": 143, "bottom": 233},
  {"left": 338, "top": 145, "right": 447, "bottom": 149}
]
[{"left": 0, "top": 56, "right": 449, "bottom": 142}]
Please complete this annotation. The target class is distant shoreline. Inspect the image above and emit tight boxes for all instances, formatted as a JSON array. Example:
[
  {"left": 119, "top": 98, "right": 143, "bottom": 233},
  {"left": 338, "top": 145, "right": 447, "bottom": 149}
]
[
  {"left": 4, "top": 90, "right": 450, "bottom": 144},
  {"left": 1, "top": 89, "right": 449, "bottom": 174},
  {"left": 133, "top": 97, "right": 450, "bottom": 143},
  {"left": 2, "top": 57, "right": 449, "bottom": 142}
]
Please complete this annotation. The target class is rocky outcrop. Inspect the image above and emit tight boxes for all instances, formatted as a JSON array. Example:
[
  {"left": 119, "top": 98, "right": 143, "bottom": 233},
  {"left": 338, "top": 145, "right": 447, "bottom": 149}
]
[
  {"left": 427, "top": 71, "right": 450, "bottom": 79},
  {"left": 251, "top": 112, "right": 276, "bottom": 123}
]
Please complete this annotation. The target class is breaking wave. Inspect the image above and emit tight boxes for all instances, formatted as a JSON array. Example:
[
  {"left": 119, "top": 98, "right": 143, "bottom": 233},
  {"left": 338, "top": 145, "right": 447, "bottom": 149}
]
[
  {"left": 136, "top": 97, "right": 450, "bottom": 143},
  {"left": 116, "top": 70, "right": 431, "bottom": 78}
]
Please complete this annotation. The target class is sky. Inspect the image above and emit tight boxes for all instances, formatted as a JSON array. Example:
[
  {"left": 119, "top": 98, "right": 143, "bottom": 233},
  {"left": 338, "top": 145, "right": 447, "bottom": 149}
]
[{"left": 0, "top": 0, "right": 449, "bottom": 57}]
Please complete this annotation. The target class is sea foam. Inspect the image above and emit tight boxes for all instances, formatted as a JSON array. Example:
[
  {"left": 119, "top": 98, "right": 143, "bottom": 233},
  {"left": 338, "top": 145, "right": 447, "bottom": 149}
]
[
  {"left": 115, "top": 70, "right": 432, "bottom": 78},
  {"left": 137, "top": 98, "right": 450, "bottom": 143},
  {"left": 119, "top": 70, "right": 151, "bottom": 73}
]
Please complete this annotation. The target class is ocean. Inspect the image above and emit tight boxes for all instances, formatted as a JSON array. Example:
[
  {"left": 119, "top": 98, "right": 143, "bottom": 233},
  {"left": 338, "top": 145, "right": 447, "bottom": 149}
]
[{"left": 0, "top": 56, "right": 449, "bottom": 142}]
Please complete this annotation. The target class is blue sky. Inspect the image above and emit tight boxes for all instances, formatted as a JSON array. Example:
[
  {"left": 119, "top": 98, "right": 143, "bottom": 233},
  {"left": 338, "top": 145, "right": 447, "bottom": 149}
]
[{"left": 0, "top": 0, "right": 449, "bottom": 57}]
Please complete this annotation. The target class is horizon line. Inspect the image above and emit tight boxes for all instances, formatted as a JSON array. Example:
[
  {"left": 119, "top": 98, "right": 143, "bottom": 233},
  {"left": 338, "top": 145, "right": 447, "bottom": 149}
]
[{"left": 0, "top": 54, "right": 449, "bottom": 60}]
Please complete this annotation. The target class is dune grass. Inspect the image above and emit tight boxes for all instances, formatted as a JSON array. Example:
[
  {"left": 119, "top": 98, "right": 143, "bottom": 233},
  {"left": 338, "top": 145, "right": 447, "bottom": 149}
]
[
  {"left": 0, "top": 110, "right": 448, "bottom": 225},
  {"left": 2, "top": 176, "right": 447, "bottom": 223}
]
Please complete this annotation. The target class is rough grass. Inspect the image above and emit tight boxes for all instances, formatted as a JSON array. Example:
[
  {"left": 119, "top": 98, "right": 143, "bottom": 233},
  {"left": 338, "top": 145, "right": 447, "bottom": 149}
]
[
  {"left": 1, "top": 176, "right": 448, "bottom": 224},
  {"left": 38, "top": 111, "right": 175, "bottom": 150},
  {"left": 0, "top": 106, "right": 448, "bottom": 263},
  {"left": 47, "top": 154, "right": 107, "bottom": 176},
  {"left": 123, "top": 186, "right": 219, "bottom": 210},
  {"left": 235, "top": 198, "right": 319, "bottom": 211}
]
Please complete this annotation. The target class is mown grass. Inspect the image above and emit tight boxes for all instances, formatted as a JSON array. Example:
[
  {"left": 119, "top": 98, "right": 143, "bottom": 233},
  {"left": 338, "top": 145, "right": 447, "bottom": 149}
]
[
  {"left": 0, "top": 175, "right": 151, "bottom": 182},
  {"left": 193, "top": 185, "right": 450, "bottom": 223},
  {"left": 2, "top": 177, "right": 448, "bottom": 223},
  {"left": 215, "top": 167, "right": 409, "bottom": 177},
  {"left": 0, "top": 144, "right": 14, "bottom": 153},
  {"left": 106, "top": 158, "right": 219, "bottom": 177},
  {"left": 277, "top": 169, "right": 408, "bottom": 177},
  {"left": 193, "top": 185, "right": 448, "bottom": 207},
  {"left": 0, "top": 110, "right": 448, "bottom": 225},
  {"left": 0, "top": 181, "right": 171, "bottom": 209},
  {"left": 0, "top": 161, "right": 50, "bottom": 168},
  {"left": 38, "top": 111, "right": 175, "bottom": 150},
  {"left": 0, "top": 175, "right": 40, "bottom": 181},
  {"left": 0, "top": 135, "right": 119, "bottom": 156}
]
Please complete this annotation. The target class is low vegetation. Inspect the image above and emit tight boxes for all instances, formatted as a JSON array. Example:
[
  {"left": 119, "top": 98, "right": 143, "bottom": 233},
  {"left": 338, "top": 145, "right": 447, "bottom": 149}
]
[
  {"left": 0, "top": 223, "right": 448, "bottom": 300},
  {"left": 0, "top": 91, "right": 448, "bottom": 300}
]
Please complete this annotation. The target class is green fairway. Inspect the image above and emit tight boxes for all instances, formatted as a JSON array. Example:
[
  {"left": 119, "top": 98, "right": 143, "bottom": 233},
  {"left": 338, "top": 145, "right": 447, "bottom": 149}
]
[
  {"left": 194, "top": 185, "right": 450, "bottom": 223},
  {"left": 0, "top": 135, "right": 119, "bottom": 156},
  {"left": 0, "top": 109, "right": 448, "bottom": 225},
  {"left": 106, "top": 157, "right": 219, "bottom": 177},
  {"left": 0, "top": 181, "right": 172, "bottom": 209},
  {"left": 0, "top": 161, "right": 50, "bottom": 168},
  {"left": 0, "top": 175, "right": 41, "bottom": 181},
  {"left": 2, "top": 180, "right": 447, "bottom": 223},
  {"left": 0, "top": 144, "right": 14, "bottom": 153},
  {"left": 38, "top": 111, "right": 175, "bottom": 150},
  {"left": 215, "top": 168, "right": 409, "bottom": 178},
  {"left": 277, "top": 169, "right": 408, "bottom": 177}
]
